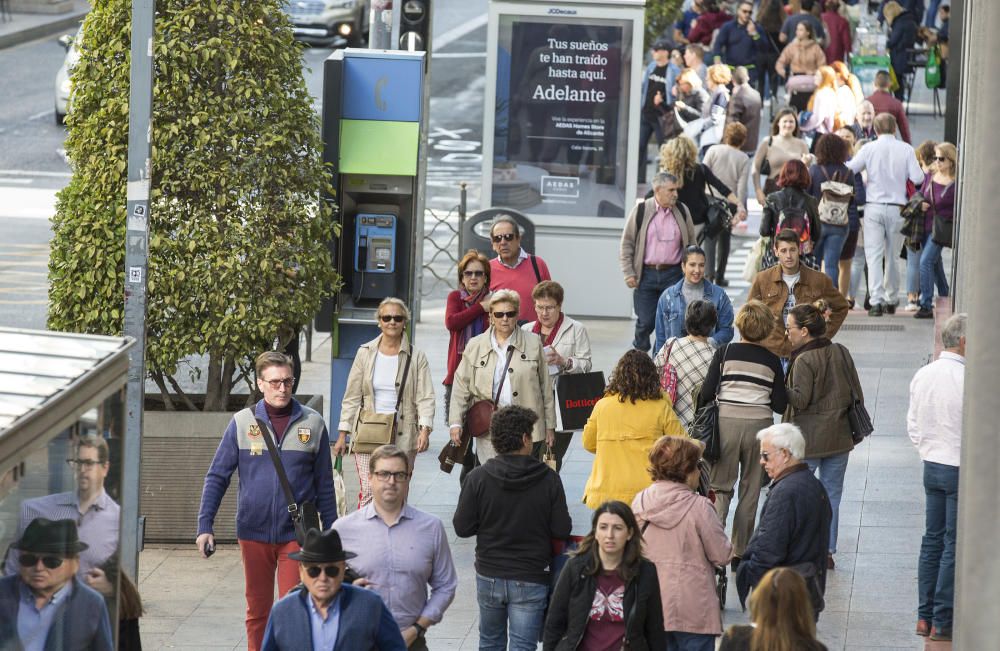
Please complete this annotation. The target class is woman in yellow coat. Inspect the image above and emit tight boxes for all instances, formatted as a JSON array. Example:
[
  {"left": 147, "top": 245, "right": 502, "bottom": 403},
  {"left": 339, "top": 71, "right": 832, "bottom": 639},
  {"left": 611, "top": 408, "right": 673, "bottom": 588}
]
[{"left": 582, "top": 350, "right": 687, "bottom": 508}]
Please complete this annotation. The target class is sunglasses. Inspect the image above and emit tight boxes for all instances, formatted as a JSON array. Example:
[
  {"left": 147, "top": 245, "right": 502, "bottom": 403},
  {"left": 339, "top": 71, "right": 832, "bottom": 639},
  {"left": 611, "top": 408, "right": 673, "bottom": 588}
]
[
  {"left": 493, "top": 310, "right": 518, "bottom": 320},
  {"left": 264, "top": 378, "right": 295, "bottom": 389},
  {"left": 462, "top": 270, "right": 485, "bottom": 278},
  {"left": 933, "top": 156, "right": 949, "bottom": 162},
  {"left": 491, "top": 233, "right": 517, "bottom": 243},
  {"left": 19, "top": 554, "right": 65, "bottom": 569},
  {"left": 379, "top": 315, "right": 406, "bottom": 323},
  {"left": 305, "top": 564, "right": 341, "bottom": 579}
]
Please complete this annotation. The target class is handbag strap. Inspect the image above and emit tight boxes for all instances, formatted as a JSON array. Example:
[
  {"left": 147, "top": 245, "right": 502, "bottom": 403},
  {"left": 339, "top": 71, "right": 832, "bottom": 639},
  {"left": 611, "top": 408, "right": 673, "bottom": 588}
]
[
  {"left": 714, "top": 343, "right": 730, "bottom": 400},
  {"left": 255, "top": 416, "right": 299, "bottom": 517},
  {"left": 664, "top": 338, "right": 676, "bottom": 365},
  {"left": 493, "top": 345, "right": 517, "bottom": 405},
  {"left": 394, "top": 347, "right": 414, "bottom": 413},
  {"left": 833, "top": 344, "right": 860, "bottom": 402}
]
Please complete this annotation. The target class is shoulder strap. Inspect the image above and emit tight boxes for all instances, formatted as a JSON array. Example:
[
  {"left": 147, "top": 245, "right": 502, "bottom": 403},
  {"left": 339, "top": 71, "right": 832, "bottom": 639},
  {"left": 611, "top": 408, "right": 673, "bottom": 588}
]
[
  {"left": 530, "top": 255, "right": 542, "bottom": 284},
  {"left": 493, "top": 345, "right": 517, "bottom": 405},
  {"left": 634, "top": 200, "right": 647, "bottom": 245},
  {"left": 394, "top": 347, "right": 414, "bottom": 413},
  {"left": 834, "top": 344, "right": 860, "bottom": 401},
  {"left": 256, "top": 417, "right": 298, "bottom": 516},
  {"left": 664, "top": 338, "right": 676, "bottom": 364}
]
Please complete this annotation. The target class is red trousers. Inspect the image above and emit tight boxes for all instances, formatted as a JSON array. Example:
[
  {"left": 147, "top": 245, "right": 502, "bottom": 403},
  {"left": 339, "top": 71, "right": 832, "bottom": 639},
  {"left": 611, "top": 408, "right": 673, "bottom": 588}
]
[{"left": 239, "top": 539, "right": 300, "bottom": 651}]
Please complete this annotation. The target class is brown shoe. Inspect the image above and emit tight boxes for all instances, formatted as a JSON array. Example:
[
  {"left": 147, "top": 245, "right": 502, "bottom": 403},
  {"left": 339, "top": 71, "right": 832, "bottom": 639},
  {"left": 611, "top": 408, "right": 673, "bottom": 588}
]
[
  {"left": 827, "top": 553, "right": 835, "bottom": 570},
  {"left": 930, "top": 627, "right": 952, "bottom": 641},
  {"left": 916, "top": 619, "right": 930, "bottom": 636}
]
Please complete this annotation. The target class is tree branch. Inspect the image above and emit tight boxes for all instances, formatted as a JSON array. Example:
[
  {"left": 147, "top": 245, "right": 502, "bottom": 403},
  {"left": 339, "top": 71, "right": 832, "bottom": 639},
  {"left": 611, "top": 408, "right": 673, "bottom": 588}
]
[
  {"left": 164, "top": 374, "right": 199, "bottom": 412},
  {"left": 150, "top": 371, "right": 175, "bottom": 411}
]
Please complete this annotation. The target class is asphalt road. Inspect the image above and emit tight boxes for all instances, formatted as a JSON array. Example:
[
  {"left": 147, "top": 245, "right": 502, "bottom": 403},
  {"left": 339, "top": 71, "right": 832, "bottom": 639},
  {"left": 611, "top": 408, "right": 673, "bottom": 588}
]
[{"left": 0, "top": 0, "right": 488, "bottom": 330}]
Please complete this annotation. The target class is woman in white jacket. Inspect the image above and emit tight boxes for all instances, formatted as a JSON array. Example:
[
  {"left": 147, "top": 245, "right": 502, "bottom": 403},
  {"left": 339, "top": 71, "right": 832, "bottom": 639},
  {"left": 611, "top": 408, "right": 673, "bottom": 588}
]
[
  {"left": 521, "top": 281, "right": 593, "bottom": 471},
  {"left": 334, "top": 297, "right": 435, "bottom": 508}
]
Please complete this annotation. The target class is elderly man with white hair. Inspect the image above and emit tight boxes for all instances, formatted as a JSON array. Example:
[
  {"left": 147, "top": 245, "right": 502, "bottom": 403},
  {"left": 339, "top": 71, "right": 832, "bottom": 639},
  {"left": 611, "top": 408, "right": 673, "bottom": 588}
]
[{"left": 735, "top": 423, "right": 832, "bottom": 619}]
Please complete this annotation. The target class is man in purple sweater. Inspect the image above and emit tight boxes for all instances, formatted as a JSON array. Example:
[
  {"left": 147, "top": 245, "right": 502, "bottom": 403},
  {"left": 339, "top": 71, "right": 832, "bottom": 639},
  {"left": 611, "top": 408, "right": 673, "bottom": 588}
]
[{"left": 196, "top": 351, "right": 337, "bottom": 651}]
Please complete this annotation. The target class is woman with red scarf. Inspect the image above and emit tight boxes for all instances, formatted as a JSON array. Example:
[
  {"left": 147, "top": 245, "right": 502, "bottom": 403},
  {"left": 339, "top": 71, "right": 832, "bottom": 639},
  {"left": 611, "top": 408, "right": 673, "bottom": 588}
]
[{"left": 521, "top": 280, "right": 593, "bottom": 471}]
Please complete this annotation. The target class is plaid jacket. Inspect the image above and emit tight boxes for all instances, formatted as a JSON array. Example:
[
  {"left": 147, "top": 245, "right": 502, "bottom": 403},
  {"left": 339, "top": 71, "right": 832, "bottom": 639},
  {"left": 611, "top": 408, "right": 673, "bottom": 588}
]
[{"left": 654, "top": 337, "right": 716, "bottom": 429}]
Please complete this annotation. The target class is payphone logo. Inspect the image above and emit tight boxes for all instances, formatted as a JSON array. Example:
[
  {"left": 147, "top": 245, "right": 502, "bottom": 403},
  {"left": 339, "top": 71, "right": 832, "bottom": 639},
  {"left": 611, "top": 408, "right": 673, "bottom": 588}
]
[
  {"left": 540, "top": 176, "right": 580, "bottom": 198},
  {"left": 374, "top": 76, "right": 389, "bottom": 112}
]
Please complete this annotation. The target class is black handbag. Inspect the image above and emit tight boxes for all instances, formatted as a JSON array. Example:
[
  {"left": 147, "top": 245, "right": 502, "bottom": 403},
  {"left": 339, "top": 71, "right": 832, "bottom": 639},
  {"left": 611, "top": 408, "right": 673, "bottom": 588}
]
[
  {"left": 691, "top": 344, "right": 729, "bottom": 463},
  {"left": 257, "top": 417, "right": 321, "bottom": 544},
  {"left": 928, "top": 182, "right": 954, "bottom": 248},
  {"left": 833, "top": 345, "right": 874, "bottom": 444},
  {"left": 700, "top": 196, "right": 733, "bottom": 243}
]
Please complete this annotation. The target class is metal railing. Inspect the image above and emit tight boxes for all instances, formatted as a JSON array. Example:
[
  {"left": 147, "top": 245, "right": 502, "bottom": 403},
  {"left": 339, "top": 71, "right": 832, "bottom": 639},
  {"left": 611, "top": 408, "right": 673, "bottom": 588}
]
[{"left": 420, "top": 182, "right": 468, "bottom": 301}]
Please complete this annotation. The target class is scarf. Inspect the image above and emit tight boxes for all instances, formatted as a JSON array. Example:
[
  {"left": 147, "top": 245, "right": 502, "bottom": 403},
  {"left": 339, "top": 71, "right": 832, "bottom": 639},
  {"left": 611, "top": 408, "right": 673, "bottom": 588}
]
[
  {"left": 531, "top": 312, "right": 564, "bottom": 347},
  {"left": 458, "top": 287, "right": 489, "bottom": 355},
  {"left": 788, "top": 336, "right": 831, "bottom": 368}
]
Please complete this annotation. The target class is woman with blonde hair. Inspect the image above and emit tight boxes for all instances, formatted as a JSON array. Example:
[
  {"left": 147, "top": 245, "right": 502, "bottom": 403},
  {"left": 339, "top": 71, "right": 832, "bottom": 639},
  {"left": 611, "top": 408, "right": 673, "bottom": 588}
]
[
  {"left": 701, "top": 64, "right": 733, "bottom": 149},
  {"left": 831, "top": 61, "right": 863, "bottom": 126},
  {"left": 800, "top": 65, "right": 840, "bottom": 136},
  {"left": 657, "top": 136, "right": 738, "bottom": 240},
  {"left": 915, "top": 142, "right": 957, "bottom": 319},
  {"left": 336, "top": 297, "right": 436, "bottom": 507},
  {"left": 719, "top": 567, "right": 828, "bottom": 650}
]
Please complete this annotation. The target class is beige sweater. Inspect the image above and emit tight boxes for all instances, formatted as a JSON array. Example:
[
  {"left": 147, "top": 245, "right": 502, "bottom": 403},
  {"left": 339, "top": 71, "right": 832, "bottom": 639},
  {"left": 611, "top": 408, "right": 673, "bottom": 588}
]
[
  {"left": 776, "top": 39, "right": 827, "bottom": 76},
  {"left": 751, "top": 135, "right": 810, "bottom": 193}
]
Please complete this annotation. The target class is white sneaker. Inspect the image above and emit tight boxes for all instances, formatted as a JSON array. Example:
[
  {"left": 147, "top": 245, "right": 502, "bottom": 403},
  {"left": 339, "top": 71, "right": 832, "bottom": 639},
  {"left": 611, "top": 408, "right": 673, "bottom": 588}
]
[{"left": 904, "top": 302, "right": 919, "bottom": 312}]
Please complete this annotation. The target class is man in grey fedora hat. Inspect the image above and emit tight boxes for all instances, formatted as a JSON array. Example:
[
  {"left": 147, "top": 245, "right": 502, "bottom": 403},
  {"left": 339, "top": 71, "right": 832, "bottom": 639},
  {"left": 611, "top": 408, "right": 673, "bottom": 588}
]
[
  {"left": 0, "top": 518, "right": 113, "bottom": 651},
  {"left": 262, "top": 527, "right": 405, "bottom": 651}
]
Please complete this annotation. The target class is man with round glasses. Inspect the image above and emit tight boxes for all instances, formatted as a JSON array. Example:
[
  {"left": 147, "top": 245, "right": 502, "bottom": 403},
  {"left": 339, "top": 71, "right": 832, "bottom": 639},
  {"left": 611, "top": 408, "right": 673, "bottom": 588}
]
[
  {"left": 0, "top": 518, "right": 113, "bottom": 650},
  {"left": 5, "top": 436, "right": 119, "bottom": 590},
  {"left": 487, "top": 215, "right": 551, "bottom": 324},
  {"left": 262, "top": 527, "right": 405, "bottom": 650},
  {"left": 197, "top": 350, "right": 338, "bottom": 651},
  {"left": 334, "top": 445, "right": 457, "bottom": 649}
]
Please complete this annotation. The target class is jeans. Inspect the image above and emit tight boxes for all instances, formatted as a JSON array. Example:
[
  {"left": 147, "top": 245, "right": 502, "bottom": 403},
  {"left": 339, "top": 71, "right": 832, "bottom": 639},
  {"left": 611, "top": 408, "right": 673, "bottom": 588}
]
[
  {"left": 703, "top": 227, "right": 732, "bottom": 282},
  {"left": 638, "top": 118, "right": 664, "bottom": 184},
  {"left": 476, "top": 574, "right": 549, "bottom": 651},
  {"left": 666, "top": 631, "right": 716, "bottom": 651},
  {"left": 918, "top": 461, "right": 959, "bottom": 632},
  {"left": 633, "top": 266, "right": 683, "bottom": 352},
  {"left": 863, "top": 203, "right": 904, "bottom": 306},
  {"left": 919, "top": 237, "right": 950, "bottom": 309},
  {"left": 815, "top": 223, "right": 849, "bottom": 288},
  {"left": 849, "top": 244, "right": 866, "bottom": 301},
  {"left": 805, "top": 452, "right": 850, "bottom": 553}
]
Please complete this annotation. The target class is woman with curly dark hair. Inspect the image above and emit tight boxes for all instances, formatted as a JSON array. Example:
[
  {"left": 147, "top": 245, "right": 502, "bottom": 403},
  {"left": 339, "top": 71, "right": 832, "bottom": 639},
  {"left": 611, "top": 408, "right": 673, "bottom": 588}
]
[
  {"left": 581, "top": 350, "right": 687, "bottom": 508},
  {"left": 544, "top": 501, "right": 665, "bottom": 650},
  {"left": 807, "top": 133, "right": 864, "bottom": 288}
]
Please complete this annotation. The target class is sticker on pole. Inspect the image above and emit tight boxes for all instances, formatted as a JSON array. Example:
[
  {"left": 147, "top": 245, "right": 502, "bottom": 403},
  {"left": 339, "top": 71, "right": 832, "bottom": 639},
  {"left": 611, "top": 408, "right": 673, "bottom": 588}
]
[{"left": 128, "top": 266, "right": 143, "bottom": 284}]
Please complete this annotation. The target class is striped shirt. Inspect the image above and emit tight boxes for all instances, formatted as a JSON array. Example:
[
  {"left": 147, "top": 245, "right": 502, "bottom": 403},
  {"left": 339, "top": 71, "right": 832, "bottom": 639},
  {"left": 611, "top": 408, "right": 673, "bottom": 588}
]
[{"left": 700, "top": 343, "right": 787, "bottom": 419}]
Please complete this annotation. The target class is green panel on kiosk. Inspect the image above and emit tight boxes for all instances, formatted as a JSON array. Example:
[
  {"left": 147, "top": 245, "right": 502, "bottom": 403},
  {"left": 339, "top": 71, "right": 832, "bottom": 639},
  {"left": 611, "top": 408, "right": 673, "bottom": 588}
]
[{"left": 339, "top": 120, "right": 419, "bottom": 175}]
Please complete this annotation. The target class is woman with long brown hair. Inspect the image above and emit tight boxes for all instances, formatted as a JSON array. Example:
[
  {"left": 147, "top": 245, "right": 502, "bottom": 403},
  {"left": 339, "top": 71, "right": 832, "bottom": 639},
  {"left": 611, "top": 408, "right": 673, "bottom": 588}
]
[
  {"left": 719, "top": 567, "right": 828, "bottom": 650},
  {"left": 544, "top": 501, "right": 664, "bottom": 650},
  {"left": 581, "top": 350, "right": 686, "bottom": 509}
]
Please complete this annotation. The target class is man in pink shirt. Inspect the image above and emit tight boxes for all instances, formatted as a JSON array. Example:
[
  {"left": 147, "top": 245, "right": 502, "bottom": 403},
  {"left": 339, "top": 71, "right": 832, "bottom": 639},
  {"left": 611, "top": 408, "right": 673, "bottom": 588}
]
[
  {"left": 618, "top": 172, "right": 697, "bottom": 352},
  {"left": 488, "top": 216, "right": 551, "bottom": 323}
]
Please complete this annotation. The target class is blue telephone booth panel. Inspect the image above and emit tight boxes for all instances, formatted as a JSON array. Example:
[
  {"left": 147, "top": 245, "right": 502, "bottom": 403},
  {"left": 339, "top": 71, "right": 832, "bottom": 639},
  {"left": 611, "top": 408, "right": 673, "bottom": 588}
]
[{"left": 342, "top": 55, "right": 424, "bottom": 123}]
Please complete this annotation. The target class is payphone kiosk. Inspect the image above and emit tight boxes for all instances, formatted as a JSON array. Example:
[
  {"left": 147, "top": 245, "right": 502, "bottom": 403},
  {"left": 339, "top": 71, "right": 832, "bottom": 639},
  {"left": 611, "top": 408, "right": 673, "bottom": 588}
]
[{"left": 318, "top": 49, "right": 428, "bottom": 425}]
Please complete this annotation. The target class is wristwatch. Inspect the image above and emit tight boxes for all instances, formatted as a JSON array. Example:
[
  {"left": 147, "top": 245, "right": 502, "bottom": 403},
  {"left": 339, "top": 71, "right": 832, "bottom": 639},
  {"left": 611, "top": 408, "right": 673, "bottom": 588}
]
[{"left": 413, "top": 622, "right": 427, "bottom": 638}]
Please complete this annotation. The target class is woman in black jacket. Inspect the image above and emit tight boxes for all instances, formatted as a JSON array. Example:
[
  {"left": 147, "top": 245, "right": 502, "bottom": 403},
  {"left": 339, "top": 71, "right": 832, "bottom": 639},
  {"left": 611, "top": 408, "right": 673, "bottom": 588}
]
[
  {"left": 544, "top": 501, "right": 664, "bottom": 651},
  {"left": 655, "top": 135, "right": 738, "bottom": 236},
  {"left": 884, "top": 1, "right": 918, "bottom": 100}
]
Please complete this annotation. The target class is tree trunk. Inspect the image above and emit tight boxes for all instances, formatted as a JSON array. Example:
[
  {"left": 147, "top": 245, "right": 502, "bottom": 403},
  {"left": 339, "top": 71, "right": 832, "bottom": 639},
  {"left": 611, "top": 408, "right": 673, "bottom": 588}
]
[
  {"left": 204, "top": 354, "right": 223, "bottom": 411},
  {"left": 164, "top": 374, "right": 198, "bottom": 412},
  {"left": 150, "top": 371, "right": 175, "bottom": 411}
]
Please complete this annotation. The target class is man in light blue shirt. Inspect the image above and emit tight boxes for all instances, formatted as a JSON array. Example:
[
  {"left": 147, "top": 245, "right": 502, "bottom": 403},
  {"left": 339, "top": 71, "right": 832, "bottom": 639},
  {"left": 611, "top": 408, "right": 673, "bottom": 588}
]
[{"left": 847, "top": 112, "right": 924, "bottom": 316}]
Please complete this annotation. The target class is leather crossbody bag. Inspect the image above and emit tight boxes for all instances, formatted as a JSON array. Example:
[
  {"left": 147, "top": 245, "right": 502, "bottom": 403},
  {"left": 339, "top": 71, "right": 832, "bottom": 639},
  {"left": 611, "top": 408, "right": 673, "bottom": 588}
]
[{"left": 352, "top": 349, "right": 412, "bottom": 454}]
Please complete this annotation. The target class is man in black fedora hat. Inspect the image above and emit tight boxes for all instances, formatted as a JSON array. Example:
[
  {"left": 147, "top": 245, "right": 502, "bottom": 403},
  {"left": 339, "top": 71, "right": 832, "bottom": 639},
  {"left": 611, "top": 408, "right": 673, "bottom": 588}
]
[
  {"left": 0, "top": 518, "right": 113, "bottom": 651},
  {"left": 262, "top": 527, "right": 405, "bottom": 651}
]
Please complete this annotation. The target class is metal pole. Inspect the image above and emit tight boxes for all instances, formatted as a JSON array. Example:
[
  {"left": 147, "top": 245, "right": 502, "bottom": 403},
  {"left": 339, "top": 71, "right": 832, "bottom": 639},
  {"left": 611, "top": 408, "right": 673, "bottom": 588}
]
[
  {"left": 458, "top": 181, "right": 467, "bottom": 254},
  {"left": 953, "top": 3, "right": 1000, "bottom": 647},
  {"left": 943, "top": 0, "right": 963, "bottom": 145},
  {"left": 121, "top": 0, "right": 155, "bottom": 579}
]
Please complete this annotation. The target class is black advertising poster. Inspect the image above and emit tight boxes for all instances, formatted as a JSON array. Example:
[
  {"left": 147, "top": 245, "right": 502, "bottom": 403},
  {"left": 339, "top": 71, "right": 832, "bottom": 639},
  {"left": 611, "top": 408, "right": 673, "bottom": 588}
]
[{"left": 493, "top": 17, "right": 631, "bottom": 218}]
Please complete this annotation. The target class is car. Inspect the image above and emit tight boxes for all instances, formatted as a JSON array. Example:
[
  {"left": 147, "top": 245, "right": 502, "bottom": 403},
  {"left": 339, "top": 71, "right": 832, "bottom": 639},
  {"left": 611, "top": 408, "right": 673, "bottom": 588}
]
[
  {"left": 283, "top": 0, "right": 370, "bottom": 46},
  {"left": 54, "top": 30, "right": 81, "bottom": 125}
]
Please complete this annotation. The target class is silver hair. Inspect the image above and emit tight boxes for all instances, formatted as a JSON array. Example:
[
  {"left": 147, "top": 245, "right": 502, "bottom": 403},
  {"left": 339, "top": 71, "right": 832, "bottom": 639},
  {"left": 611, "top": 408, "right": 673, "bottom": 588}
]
[
  {"left": 377, "top": 296, "right": 411, "bottom": 321},
  {"left": 489, "top": 288, "right": 521, "bottom": 311},
  {"left": 651, "top": 172, "right": 679, "bottom": 189},
  {"left": 756, "top": 423, "right": 806, "bottom": 460},
  {"left": 941, "top": 313, "right": 967, "bottom": 349},
  {"left": 489, "top": 214, "right": 521, "bottom": 238},
  {"left": 732, "top": 66, "right": 749, "bottom": 85},
  {"left": 857, "top": 100, "right": 875, "bottom": 114}
]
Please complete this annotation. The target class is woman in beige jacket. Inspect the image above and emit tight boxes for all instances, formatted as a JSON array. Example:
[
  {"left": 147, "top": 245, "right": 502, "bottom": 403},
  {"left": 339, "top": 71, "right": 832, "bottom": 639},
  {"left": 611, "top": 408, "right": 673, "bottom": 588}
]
[
  {"left": 449, "top": 289, "right": 556, "bottom": 462},
  {"left": 335, "top": 297, "right": 435, "bottom": 507},
  {"left": 776, "top": 21, "right": 827, "bottom": 112}
]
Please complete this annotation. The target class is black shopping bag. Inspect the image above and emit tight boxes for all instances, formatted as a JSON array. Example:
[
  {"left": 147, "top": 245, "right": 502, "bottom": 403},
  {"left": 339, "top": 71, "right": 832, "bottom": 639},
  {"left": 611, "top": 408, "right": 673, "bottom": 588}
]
[{"left": 555, "top": 372, "right": 606, "bottom": 431}]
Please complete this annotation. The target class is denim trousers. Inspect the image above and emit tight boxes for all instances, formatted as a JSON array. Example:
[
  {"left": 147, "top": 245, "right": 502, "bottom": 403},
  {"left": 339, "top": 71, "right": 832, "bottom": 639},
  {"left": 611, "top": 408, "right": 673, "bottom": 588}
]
[
  {"left": 476, "top": 574, "right": 549, "bottom": 651},
  {"left": 666, "top": 631, "right": 717, "bottom": 651},
  {"left": 918, "top": 461, "right": 959, "bottom": 632},
  {"left": 805, "top": 452, "right": 850, "bottom": 553},
  {"left": 919, "top": 236, "right": 950, "bottom": 309},
  {"left": 816, "top": 223, "right": 849, "bottom": 288},
  {"left": 633, "top": 266, "right": 683, "bottom": 352}
]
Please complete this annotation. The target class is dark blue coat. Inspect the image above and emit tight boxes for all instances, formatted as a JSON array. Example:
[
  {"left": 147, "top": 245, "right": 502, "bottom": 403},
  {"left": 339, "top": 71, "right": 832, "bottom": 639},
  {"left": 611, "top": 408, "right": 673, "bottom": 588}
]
[
  {"left": 711, "top": 20, "right": 761, "bottom": 68},
  {"left": 736, "top": 464, "right": 831, "bottom": 610},
  {"left": 0, "top": 576, "right": 113, "bottom": 651},
  {"left": 262, "top": 583, "right": 406, "bottom": 651}
]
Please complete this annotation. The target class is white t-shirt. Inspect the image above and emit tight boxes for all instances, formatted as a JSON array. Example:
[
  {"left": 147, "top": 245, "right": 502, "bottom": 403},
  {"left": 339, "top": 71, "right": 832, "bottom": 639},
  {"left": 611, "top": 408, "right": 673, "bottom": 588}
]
[
  {"left": 782, "top": 271, "right": 800, "bottom": 325},
  {"left": 372, "top": 351, "right": 399, "bottom": 414}
]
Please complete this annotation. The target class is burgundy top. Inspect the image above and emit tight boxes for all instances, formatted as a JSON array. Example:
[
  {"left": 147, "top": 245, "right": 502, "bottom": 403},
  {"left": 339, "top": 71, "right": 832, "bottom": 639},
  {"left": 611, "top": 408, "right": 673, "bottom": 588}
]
[
  {"left": 579, "top": 570, "right": 626, "bottom": 651},
  {"left": 866, "top": 90, "right": 912, "bottom": 143},
  {"left": 921, "top": 174, "right": 955, "bottom": 234},
  {"left": 444, "top": 290, "right": 490, "bottom": 385},
  {"left": 265, "top": 401, "right": 293, "bottom": 442}
]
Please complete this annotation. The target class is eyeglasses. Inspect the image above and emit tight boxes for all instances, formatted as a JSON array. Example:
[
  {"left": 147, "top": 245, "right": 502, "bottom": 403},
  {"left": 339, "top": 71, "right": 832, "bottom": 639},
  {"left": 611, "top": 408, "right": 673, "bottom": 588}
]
[
  {"left": 379, "top": 315, "right": 406, "bottom": 323},
  {"left": 372, "top": 470, "right": 410, "bottom": 482},
  {"left": 19, "top": 554, "right": 65, "bottom": 569},
  {"left": 491, "top": 233, "right": 517, "bottom": 243},
  {"left": 264, "top": 378, "right": 295, "bottom": 389},
  {"left": 66, "top": 458, "right": 103, "bottom": 469},
  {"left": 534, "top": 304, "right": 559, "bottom": 313},
  {"left": 462, "top": 270, "right": 486, "bottom": 278},
  {"left": 493, "top": 310, "right": 518, "bottom": 320},
  {"left": 305, "top": 564, "right": 341, "bottom": 579}
]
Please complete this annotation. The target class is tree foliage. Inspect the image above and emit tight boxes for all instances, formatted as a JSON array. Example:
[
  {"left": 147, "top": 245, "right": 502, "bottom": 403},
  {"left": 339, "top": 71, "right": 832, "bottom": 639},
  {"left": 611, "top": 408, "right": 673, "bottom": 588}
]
[
  {"left": 645, "top": 0, "right": 686, "bottom": 50},
  {"left": 48, "top": 0, "right": 340, "bottom": 410}
]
